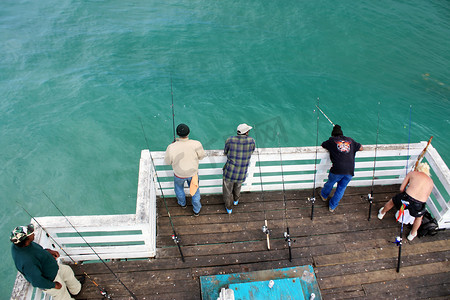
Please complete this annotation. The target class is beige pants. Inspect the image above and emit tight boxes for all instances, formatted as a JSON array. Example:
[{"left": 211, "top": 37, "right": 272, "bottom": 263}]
[{"left": 44, "top": 264, "right": 81, "bottom": 300}]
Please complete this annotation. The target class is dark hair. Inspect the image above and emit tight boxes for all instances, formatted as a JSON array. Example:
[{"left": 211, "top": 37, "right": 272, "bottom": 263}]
[
  {"left": 176, "top": 124, "right": 190, "bottom": 137},
  {"left": 331, "top": 124, "right": 343, "bottom": 137}
]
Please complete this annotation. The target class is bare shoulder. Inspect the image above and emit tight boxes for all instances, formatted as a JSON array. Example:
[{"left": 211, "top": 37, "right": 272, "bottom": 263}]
[{"left": 411, "top": 170, "right": 434, "bottom": 185}]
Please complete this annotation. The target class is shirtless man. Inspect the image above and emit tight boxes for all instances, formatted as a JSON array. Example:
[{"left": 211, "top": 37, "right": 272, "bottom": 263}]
[{"left": 377, "top": 162, "right": 434, "bottom": 241}]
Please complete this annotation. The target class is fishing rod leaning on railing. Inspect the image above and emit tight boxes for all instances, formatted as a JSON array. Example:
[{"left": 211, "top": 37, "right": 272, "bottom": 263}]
[
  {"left": 140, "top": 119, "right": 185, "bottom": 262},
  {"left": 42, "top": 193, "right": 139, "bottom": 299},
  {"left": 277, "top": 133, "right": 294, "bottom": 262},
  {"left": 309, "top": 98, "right": 320, "bottom": 220},
  {"left": 254, "top": 127, "right": 271, "bottom": 250},
  {"left": 367, "top": 102, "right": 381, "bottom": 221}
]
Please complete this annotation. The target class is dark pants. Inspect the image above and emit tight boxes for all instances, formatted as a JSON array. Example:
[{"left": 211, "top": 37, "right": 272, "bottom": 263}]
[{"left": 223, "top": 178, "right": 242, "bottom": 210}]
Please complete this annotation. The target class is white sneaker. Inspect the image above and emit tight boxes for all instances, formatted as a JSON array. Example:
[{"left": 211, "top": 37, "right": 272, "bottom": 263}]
[
  {"left": 407, "top": 231, "right": 417, "bottom": 241},
  {"left": 377, "top": 207, "right": 386, "bottom": 220}
]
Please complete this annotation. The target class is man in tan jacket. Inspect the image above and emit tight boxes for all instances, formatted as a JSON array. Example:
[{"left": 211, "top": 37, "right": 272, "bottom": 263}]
[{"left": 165, "top": 124, "right": 205, "bottom": 216}]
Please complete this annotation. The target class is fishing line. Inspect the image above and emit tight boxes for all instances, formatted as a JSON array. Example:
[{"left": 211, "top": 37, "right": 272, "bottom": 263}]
[
  {"left": 405, "top": 105, "right": 412, "bottom": 176},
  {"left": 309, "top": 98, "right": 320, "bottom": 220},
  {"left": 140, "top": 119, "right": 185, "bottom": 262},
  {"left": 42, "top": 193, "right": 138, "bottom": 300},
  {"left": 170, "top": 75, "right": 176, "bottom": 142},
  {"left": 315, "top": 102, "right": 335, "bottom": 127},
  {"left": 17, "top": 202, "right": 112, "bottom": 299},
  {"left": 367, "top": 102, "right": 381, "bottom": 221},
  {"left": 277, "top": 133, "right": 293, "bottom": 262},
  {"left": 254, "top": 127, "right": 270, "bottom": 250}
]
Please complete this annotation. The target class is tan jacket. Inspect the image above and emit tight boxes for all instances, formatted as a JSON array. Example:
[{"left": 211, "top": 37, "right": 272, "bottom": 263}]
[{"left": 164, "top": 138, "right": 205, "bottom": 178}]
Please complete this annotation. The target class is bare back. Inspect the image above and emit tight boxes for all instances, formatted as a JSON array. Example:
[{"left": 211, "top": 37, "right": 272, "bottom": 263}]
[{"left": 401, "top": 171, "right": 434, "bottom": 203}]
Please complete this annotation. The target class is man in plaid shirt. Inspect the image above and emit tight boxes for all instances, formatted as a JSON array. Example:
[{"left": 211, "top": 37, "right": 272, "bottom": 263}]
[{"left": 223, "top": 123, "right": 255, "bottom": 214}]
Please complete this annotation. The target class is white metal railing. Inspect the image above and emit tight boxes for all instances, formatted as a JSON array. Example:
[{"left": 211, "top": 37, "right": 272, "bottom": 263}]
[
  {"left": 11, "top": 150, "right": 156, "bottom": 300},
  {"left": 151, "top": 142, "right": 449, "bottom": 228},
  {"left": 11, "top": 143, "right": 450, "bottom": 299}
]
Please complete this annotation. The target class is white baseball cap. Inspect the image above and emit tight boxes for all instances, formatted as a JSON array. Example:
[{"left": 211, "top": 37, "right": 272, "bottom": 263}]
[{"left": 237, "top": 123, "right": 252, "bottom": 135}]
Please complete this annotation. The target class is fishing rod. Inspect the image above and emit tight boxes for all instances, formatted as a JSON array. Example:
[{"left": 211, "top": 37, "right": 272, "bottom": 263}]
[
  {"left": 254, "top": 127, "right": 270, "bottom": 250},
  {"left": 140, "top": 119, "right": 185, "bottom": 262},
  {"left": 309, "top": 98, "right": 320, "bottom": 220},
  {"left": 394, "top": 107, "right": 414, "bottom": 273},
  {"left": 170, "top": 75, "right": 176, "bottom": 142},
  {"left": 395, "top": 203, "right": 407, "bottom": 272},
  {"left": 315, "top": 102, "right": 335, "bottom": 127},
  {"left": 394, "top": 107, "right": 412, "bottom": 272},
  {"left": 16, "top": 201, "right": 112, "bottom": 299},
  {"left": 367, "top": 102, "right": 381, "bottom": 221},
  {"left": 277, "top": 133, "right": 293, "bottom": 262},
  {"left": 413, "top": 136, "right": 433, "bottom": 171},
  {"left": 42, "top": 192, "right": 138, "bottom": 300}
]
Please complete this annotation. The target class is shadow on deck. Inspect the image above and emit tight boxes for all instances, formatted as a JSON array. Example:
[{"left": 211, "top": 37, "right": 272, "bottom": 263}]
[{"left": 73, "top": 185, "right": 450, "bottom": 299}]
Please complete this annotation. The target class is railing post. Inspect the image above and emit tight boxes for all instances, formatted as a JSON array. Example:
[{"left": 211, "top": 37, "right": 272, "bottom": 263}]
[{"left": 243, "top": 156, "right": 258, "bottom": 192}]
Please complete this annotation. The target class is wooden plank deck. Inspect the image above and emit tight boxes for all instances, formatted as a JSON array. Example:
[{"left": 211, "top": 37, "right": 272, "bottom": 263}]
[{"left": 73, "top": 185, "right": 450, "bottom": 300}]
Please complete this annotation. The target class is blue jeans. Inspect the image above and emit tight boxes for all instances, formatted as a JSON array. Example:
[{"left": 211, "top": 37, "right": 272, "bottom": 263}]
[
  {"left": 321, "top": 172, "right": 353, "bottom": 210},
  {"left": 174, "top": 175, "right": 201, "bottom": 214}
]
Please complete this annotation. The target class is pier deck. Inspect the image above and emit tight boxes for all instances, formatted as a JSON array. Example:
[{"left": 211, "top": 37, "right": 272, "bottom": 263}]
[{"left": 73, "top": 184, "right": 450, "bottom": 299}]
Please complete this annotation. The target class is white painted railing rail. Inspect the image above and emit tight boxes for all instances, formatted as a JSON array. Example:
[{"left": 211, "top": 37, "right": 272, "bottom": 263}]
[
  {"left": 151, "top": 142, "right": 449, "bottom": 228},
  {"left": 11, "top": 142, "right": 450, "bottom": 299},
  {"left": 11, "top": 151, "right": 157, "bottom": 300}
]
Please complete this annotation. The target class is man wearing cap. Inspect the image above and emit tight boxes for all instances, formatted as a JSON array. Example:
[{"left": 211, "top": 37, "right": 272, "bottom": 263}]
[
  {"left": 10, "top": 224, "right": 84, "bottom": 299},
  {"left": 165, "top": 123, "right": 206, "bottom": 216},
  {"left": 320, "top": 125, "right": 363, "bottom": 212},
  {"left": 223, "top": 123, "right": 256, "bottom": 214}
]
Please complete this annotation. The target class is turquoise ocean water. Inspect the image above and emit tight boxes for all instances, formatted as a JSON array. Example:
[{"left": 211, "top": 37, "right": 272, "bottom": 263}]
[{"left": 1, "top": 0, "right": 449, "bottom": 296}]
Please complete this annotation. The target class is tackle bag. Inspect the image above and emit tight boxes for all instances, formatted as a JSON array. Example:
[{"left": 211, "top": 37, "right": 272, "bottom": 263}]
[{"left": 417, "top": 211, "right": 438, "bottom": 237}]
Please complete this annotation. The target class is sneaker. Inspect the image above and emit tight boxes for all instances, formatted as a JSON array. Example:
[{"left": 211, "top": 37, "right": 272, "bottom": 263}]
[
  {"left": 193, "top": 212, "right": 200, "bottom": 217},
  {"left": 329, "top": 207, "right": 335, "bottom": 212},
  {"left": 407, "top": 231, "right": 417, "bottom": 241},
  {"left": 377, "top": 207, "right": 386, "bottom": 220},
  {"left": 179, "top": 204, "right": 187, "bottom": 209},
  {"left": 226, "top": 208, "right": 232, "bottom": 214},
  {"left": 233, "top": 200, "right": 239, "bottom": 206},
  {"left": 320, "top": 192, "right": 327, "bottom": 202}
]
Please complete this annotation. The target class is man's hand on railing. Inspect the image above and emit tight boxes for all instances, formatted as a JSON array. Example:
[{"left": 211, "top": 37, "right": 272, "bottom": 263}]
[{"left": 46, "top": 249, "right": 60, "bottom": 260}]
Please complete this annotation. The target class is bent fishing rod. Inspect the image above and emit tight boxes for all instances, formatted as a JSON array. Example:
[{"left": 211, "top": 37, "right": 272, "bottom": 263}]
[
  {"left": 277, "top": 133, "right": 293, "bottom": 262},
  {"left": 170, "top": 75, "right": 176, "bottom": 142},
  {"left": 17, "top": 201, "right": 112, "bottom": 299},
  {"left": 315, "top": 102, "right": 335, "bottom": 127},
  {"left": 367, "top": 102, "right": 381, "bottom": 221},
  {"left": 254, "top": 127, "right": 270, "bottom": 250},
  {"left": 140, "top": 119, "right": 185, "bottom": 262},
  {"left": 309, "top": 98, "right": 320, "bottom": 220}
]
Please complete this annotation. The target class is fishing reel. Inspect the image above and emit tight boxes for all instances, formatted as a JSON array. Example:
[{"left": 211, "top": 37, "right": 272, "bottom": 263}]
[
  {"left": 262, "top": 225, "right": 270, "bottom": 235},
  {"left": 283, "top": 231, "right": 295, "bottom": 244},
  {"left": 394, "top": 236, "right": 402, "bottom": 246},
  {"left": 172, "top": 234, "right": 181, "bottom": 244},
  {"left": 362, "top": 192, "right": 374, "bottom": 203},
  {"left": 308, "top": 196, "right": 316, "bottom": 204}
]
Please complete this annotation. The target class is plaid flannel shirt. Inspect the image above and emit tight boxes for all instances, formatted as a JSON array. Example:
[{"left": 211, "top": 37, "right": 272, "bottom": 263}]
[{"left": 223, "top": 135, "right": 255, "bottom": 182}]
